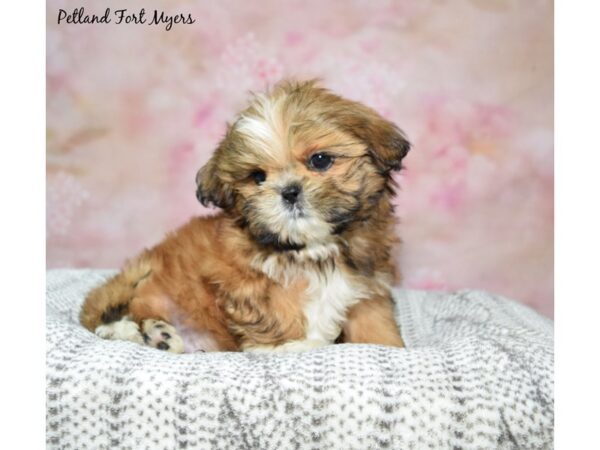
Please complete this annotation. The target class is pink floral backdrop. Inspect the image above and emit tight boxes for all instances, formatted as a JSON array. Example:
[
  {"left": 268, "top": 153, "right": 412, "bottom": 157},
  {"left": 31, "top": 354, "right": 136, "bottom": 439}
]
[{"left": 47, "top": 0, "right": 554, "bottom": 317}]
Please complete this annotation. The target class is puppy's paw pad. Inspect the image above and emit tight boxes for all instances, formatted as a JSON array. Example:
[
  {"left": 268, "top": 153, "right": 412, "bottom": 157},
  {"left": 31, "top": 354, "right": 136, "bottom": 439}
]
[
  {"left": 141, "top": 319, "right": 184, "bottom": 354},
  {"left": 95, "top": 318, "right": 144, "bottom": 344}
]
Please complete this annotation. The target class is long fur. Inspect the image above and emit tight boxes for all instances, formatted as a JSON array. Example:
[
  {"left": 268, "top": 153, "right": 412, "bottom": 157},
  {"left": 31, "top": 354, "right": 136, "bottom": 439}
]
[{"left": 80, "top": 80, "right": 411, "bottom": 352}]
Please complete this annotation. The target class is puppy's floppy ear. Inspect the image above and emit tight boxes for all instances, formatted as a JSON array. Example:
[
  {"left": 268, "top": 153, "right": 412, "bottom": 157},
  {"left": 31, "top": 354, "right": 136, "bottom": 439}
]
[
  {"left": 366, "top": 119, "right": 411, "bottom": 173},
  {"left": 341, "top": 105, "right": 411, "bottom": 173},
  {"left": 195, "top": 154, "right": 235, "bottom": 209}
]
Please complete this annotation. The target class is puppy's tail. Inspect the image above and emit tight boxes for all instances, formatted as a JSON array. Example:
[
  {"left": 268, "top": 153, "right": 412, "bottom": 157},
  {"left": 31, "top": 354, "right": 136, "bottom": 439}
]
[{"left": 80, "top": 256, "right": 153, "bottom": 332}]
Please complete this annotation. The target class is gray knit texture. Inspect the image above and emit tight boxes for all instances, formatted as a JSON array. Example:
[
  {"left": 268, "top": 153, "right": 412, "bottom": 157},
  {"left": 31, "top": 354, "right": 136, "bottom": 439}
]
[{"left": 47, "top": 269, "right": 554, "bottom": 449}]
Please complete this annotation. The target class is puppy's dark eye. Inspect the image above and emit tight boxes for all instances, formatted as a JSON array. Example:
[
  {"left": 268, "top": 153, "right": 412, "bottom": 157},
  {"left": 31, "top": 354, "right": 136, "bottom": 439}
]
[
  {"left": 308, "top": 153, "right": 334, "bottom": 171},
  {"left": 251, "top": 170, "right": 266, "bottom": 185}
]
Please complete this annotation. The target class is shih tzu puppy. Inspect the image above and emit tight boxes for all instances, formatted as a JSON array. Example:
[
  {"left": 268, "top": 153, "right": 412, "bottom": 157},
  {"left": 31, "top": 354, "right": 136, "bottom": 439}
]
[{"left": 81, "top": 80, "right": 411, "bottom": 353}]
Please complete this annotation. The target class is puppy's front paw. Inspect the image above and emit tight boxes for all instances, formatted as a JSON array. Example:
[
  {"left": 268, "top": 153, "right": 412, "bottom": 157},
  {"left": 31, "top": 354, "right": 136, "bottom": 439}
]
[
  {"left": 276, "top": 339, "right": 328, "bottom": 352},
  {"left": 141, "top": 319, "right": 184, "bottom": 354},
  {"left": 244, "top": 339, "right": 328, "bottom": 353}
]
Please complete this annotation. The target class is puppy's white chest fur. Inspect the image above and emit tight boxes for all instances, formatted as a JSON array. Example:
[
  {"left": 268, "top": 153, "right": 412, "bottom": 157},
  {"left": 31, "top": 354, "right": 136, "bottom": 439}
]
[
  {"left": 246, "top": 245, "right": 367, "bottom": 352},
  {"left": 302, "top": 267, "right": 364, "bottom": 343}
]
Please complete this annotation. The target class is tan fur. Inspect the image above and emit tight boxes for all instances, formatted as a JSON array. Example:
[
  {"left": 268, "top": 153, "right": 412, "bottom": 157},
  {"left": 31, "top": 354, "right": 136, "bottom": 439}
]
[
  {"left": 80, "top": 80, "right": 411, "bottom": 352},
  {"left": 341, "top": 295, "right": 405, "bottom": 347},
  {"left": 80, "top": 257, "right": 152, "bottom": 331}
]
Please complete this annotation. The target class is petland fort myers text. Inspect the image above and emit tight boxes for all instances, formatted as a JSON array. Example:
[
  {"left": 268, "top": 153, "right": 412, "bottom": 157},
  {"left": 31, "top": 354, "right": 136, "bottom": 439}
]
[{"left": 57, "top": 7, "right": 196, "bottom": 31}]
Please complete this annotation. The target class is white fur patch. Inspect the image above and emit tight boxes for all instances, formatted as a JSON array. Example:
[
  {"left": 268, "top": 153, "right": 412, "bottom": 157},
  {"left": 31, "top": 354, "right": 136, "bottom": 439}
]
[
  {"left": 303, "top": 242, "right": 340, "bottom": 262},
  {"left": 244, "top": 339, "right": 327, "bottom": 353},
  {"left": 302, "top": 267, "right": 367, "bottom": 343},
  {"left": 236, "top": 93, "right": 285, "bottom": 161},
  {"left": 95, "top": 317, "right": 144, "bottom": 344}
]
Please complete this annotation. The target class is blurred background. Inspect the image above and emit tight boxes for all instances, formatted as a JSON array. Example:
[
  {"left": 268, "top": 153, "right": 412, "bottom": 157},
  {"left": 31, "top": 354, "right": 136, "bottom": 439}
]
[{"left": 47, "top": 0, "right": 553, "bottom": 317}]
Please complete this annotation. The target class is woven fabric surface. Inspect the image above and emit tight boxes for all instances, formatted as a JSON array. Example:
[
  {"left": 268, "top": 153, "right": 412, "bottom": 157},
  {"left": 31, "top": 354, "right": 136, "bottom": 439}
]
[{"left": 47, "top": 269, "right": 554, "bottom": 449}]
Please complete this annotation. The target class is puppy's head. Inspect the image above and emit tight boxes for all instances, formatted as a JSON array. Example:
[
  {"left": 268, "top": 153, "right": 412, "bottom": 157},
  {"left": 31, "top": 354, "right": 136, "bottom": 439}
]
[{"left": 196, "top": 80, "right": 411, "bottom": 251}]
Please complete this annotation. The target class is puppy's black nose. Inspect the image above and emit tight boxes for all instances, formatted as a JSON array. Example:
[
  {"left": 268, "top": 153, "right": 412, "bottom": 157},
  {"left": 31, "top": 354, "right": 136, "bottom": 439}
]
[{"left": 281, "top": 184, "right": 302, "bottom": 205}]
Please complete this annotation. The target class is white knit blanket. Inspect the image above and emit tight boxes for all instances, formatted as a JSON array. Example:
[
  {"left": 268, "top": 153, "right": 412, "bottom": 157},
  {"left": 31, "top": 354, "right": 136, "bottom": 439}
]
[{"left": 46, "top": 269, "right": 554, "bottom": 449}]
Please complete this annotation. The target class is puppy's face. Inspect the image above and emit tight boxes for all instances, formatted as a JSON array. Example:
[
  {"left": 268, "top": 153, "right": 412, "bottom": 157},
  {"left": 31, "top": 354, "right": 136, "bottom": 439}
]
[{"left": 196, "top": 81, "right": 410, "bottom": 251}]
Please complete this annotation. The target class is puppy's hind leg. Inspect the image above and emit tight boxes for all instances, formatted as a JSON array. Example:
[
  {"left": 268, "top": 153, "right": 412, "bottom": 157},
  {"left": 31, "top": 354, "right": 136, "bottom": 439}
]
[
  {"left": 93, "top": 312, "right": 184, "bottom": 354},
  {"left": 80, "top": 257, "right": 152, "bottom": 345},
  {"left": 81, "top": 257, "right": 185, "bottom": 353}
]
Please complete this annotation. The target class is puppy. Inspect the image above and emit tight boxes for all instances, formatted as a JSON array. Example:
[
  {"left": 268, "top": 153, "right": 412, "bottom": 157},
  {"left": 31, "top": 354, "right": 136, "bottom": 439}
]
[{"left": 80, "top": 80, "right": 411, "bottom": 353}]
